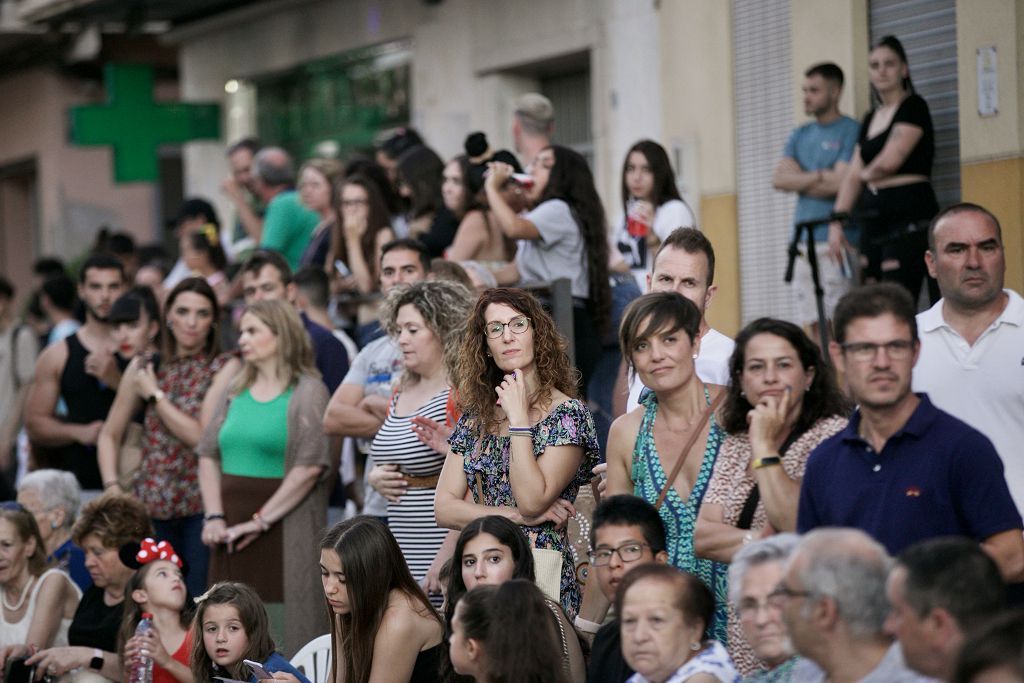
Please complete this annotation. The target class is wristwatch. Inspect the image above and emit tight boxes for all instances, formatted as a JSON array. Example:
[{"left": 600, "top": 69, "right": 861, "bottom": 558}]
[
  {"left": 753, "top": 455, "right": 782, "bottom": 470},
  {"left": 89, "top": 649, "right": 104, "bottom": 671},
  {"left": 147, "top": 389, "right": 165, "bottom": 405}
]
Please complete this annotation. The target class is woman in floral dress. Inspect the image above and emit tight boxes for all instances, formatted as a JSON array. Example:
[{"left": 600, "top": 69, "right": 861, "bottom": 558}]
[
  {"left": 98, "top": 278, "right": 238, "bottom": 596},
  {"left": 436, "top": 288, "right": 599, "bottom": 619}
]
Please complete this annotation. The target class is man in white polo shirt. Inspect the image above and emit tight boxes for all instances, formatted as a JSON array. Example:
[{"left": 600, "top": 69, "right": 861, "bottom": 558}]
[
  {"left": 626, "top": 227, "right": 735, "bottom": 411},
  {"left": 912, "top": 202, "right": 1024, "bottom": 512}
]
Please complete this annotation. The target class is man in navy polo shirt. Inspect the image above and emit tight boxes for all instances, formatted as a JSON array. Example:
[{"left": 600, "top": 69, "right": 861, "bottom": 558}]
[{"left": 797, "top": 282, "right": 1024, "bottom": 582}]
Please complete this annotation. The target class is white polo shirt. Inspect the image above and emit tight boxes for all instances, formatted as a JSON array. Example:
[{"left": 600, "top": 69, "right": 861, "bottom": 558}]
[
  {"left": 626, "top": 327, "right": 735, "bottom": 412},
  {"left": 913, "top": 289, "right": 1024, "bottom": 513}
]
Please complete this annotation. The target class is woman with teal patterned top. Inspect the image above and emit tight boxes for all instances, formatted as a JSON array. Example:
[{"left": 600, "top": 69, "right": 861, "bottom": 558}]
[
  {"left": 436, "top": 288, "right": 600, "bottom": 620},
  {"left": 606, "top": 292, "right": 730, "bottom": 644}
]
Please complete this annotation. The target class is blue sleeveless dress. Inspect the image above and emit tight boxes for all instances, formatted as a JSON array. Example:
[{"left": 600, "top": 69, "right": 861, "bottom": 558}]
[{"left": 631, "top": 389, "right": 730, "bottom": 644}]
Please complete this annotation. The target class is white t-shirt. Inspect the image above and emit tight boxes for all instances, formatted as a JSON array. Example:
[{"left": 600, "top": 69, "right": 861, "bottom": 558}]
[
  {"left": 913, "top": 289, "right": 1024, "bottom": 513},
  {"left": 612, "top": 199, "right": 696, "bottom": 288},
  {"left": 626, "top": 327, "right": 735, "bottom": 412},
  {"left": 519, "top": 199, "right": 589, "bottom": 299}
]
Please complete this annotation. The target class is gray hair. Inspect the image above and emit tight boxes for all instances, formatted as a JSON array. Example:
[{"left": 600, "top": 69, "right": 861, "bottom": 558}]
[
  {"left": 18, "top": 469, "right": 81, "bottom": 530},
  {"left": 252, "top": 147, "right": 295, "bottom": 187},
  {"left": 728, "top": 533, "right": 800, "bottom": 607},
  {"left": 792, "top": 528, "right": 892, "bottom": 639}
]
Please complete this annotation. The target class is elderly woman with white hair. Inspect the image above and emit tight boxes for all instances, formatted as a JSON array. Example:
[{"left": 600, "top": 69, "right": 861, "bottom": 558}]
[
  {"left": 727, "top": 534, "right": 802, "bottom": 682},
  {"left": 16, "top": 469, "right": 89, "bottom": 591}
]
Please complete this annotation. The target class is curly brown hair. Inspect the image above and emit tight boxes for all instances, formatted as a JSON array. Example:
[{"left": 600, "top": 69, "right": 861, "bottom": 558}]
[
  {"left": 454, "top": 288, "right": 578, "bottom": 433},
  {"left": 71, "top": 492, "right": 153, "bottom": 549}
]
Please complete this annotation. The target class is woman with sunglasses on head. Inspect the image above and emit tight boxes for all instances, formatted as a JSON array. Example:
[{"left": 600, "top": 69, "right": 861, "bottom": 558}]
[
  {"left": 828, "top": 35, "right": 939, "bottom": 303},
  {"left": 436, "top": 288, "right": 600, "bottom": 620}
]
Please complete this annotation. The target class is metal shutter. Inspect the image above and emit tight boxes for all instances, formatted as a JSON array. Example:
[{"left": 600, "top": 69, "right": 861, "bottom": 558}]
[
  {"left": 733, "top": 0, "right": 798, "bottom": 323},
  {"left": 870, "top": 0, "right": 960, "bottom": 209}
]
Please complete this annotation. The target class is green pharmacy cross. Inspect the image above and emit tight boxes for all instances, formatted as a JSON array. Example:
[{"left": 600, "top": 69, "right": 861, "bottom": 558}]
[{"left": 70, "top": 63, "right": 221, "bottom": 183}]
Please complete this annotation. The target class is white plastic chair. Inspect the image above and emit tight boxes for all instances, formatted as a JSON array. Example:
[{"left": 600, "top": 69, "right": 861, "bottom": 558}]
[{"left": 290, "top": 633, "right": 332, "bottom": 683}]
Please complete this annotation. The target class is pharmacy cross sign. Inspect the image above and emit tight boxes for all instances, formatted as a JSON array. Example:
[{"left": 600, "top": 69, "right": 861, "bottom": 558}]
[{"left": 70, "top": 63, "right": 221, "bottom": 183}]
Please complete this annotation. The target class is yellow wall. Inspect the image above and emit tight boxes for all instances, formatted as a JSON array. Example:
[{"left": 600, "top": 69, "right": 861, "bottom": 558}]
[
  {"left": 659, "top": 0, "right": 740, "bottom": 335},
  {"left": 955, "top": 0, "right": 1024, "bottom": 291}
]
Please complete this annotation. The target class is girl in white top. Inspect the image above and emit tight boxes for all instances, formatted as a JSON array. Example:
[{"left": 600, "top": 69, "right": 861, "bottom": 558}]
[
  {"left": 612, "top": 140, "right": 696, "bottom": 288},
  {"left": 0, "top": 503, "right": 81, "bottom": 663}
]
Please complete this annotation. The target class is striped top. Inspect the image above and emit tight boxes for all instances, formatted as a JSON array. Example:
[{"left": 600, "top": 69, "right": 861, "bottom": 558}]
[{"left": 370, "top": 387, "right": 450, "bottom": 604}]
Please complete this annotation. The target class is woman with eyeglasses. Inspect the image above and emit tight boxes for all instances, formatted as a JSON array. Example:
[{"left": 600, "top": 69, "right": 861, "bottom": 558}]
[
  {"left": 693, "top": 318, "right": 848, "bottom": 675},
  {"left": 436, "top": 288, "right": 600, "bottom": 620}
]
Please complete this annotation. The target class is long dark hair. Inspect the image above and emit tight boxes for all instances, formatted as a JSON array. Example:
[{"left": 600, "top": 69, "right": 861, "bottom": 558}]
[
  {"left": 537, "top": 145, "right": 611, "bottom": 333},
  {"left": 456, "top": 581, "right": 569, "bottom": 683},
  {"left": 441, "top": 517, "right": 535, "bottom": 682},
  {"left": 330, "top": 174, "right": 392, "bottom": 285},
  {"left": 162, "top": 277, "right": 220, "bottom": 359},
  {"left": 320, "top": 517, "right": 441, "bottom": 683},
  {"left": 190, "top": 582, "right": 276, "bottom": 683},
  {"left": 721, "top": 318, "right": 851, "bottom": 434},
  {"left": 620, "top": 140, "right": 685, "bottom": 213},
  {"left": 870, "top": 35, "right": 915, "bottom": 105},
  {"left": 397, "top": 145, "right": 444, "bottom": 219},
  {"left": 109, "top": 286, "right": 162, "bottom": 350}
]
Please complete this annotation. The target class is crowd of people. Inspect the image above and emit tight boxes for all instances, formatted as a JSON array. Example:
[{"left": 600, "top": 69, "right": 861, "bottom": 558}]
[{"left": 1, "top": 33, "right": 1023, "bottom": 683}]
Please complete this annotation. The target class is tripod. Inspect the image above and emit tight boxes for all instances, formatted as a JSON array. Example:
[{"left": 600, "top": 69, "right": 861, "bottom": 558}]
[{"left": 784, "top": 213, "right": 851, "bottom": 353}]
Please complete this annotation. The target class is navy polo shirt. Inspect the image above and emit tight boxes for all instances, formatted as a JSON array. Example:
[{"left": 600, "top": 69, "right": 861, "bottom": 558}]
[
  {"left": 798, "top": 394, "right": 1022, "bottom": 555},
  {"left": 301, "top": 312, "right": 349, "bottom": 395}
]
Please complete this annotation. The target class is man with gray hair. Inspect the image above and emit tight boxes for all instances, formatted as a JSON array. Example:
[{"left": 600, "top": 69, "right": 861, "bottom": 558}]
[
  {"left": 17, "top": 468, "right": 89, "bottom": 590},
  {"left": 774, "top": 528, "right": 930, "bottom": 682},
  {"left": 512, "top": 92, "right": 554, "bottom": 170},
  {"left": 885, "top": 537, "right": 1006, "bottom": 681},
  {"left": 728, "top": 533, "right": 802, "bottom": 679},
  {"left": 253, "top": 146, "right": 319, "bottom": 270}
]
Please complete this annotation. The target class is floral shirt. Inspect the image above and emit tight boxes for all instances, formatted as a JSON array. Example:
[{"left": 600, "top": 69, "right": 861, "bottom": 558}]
[
  {"left": 448, "top": 398, "right": 599, "bottom": 618},
  {"left": 134, "top": 352, "right": 234, "bottom": 519}
]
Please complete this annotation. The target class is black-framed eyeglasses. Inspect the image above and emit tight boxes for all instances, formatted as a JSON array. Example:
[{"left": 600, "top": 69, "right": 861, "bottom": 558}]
[
  {"left": 484, "top": 315, "right": 531, "bottom": 339},
  {"left": 589, "top": 542, "right": 650, "bottom": 567},
  {"left": 769, "top": 584, "right": 813, "bottom": 602},
  {"left": 840, "top": 339, "right": 915, "bottom": 362}
]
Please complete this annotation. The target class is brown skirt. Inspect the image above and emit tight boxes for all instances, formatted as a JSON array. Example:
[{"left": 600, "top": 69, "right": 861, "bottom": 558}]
[{"left": 209, "top": 474, "right": 283, "bottom": 601}]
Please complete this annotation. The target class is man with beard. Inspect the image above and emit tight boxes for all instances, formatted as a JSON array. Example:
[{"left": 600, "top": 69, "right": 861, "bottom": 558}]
[
  {"left": 25, "top": 254, "right": 124, "bottom": 491},
  {"left": 797, "top": 282, "right": 1024, "bottom": 582},
  {"left": 772, "top": 62, "right": 860, "bottom": 337}
]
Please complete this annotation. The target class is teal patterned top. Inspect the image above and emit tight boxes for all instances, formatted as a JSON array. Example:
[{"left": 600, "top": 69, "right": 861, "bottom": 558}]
[
  {"left": 743, "top": 657, "right": 801, "bottom": 682},
  {"left": 631, "top": 388, "right": 729, "bottom": 644}
]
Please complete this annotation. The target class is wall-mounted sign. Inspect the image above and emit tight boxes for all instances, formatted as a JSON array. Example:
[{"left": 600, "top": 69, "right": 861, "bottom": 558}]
[{"left": 977, "top": 46, "right": 998, "bottom": 117}]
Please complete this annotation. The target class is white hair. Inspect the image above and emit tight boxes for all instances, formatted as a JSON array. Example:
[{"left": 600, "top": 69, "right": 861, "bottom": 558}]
[
  {"left": 18, "top": 469, "right": 81, "bottom": 530},
  {"left": 728, "top": 532, "right": 801, "bottom": 607}
]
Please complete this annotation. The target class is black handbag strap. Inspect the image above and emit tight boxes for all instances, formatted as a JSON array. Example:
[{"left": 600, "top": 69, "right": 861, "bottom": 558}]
[{"left": 735, "top": 430, "right": 803, "bottom": 530}]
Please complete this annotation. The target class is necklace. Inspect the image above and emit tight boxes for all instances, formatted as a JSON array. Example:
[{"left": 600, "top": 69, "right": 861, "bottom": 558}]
[{"left": 2, "top": 575, "right": 36, "bottom": 612}]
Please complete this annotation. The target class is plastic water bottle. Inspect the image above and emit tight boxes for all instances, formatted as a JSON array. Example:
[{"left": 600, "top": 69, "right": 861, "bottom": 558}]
[{"left": 131, "top": 613, "right": 154, "bottom": 683}]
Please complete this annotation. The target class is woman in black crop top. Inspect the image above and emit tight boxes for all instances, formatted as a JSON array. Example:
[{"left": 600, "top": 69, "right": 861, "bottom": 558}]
[{"left": 829, "top": 35, "right": 939, "bottom": 304}]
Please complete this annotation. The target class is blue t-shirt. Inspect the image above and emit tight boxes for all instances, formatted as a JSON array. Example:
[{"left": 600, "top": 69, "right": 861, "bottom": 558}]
[
  {"left": 257, "top": 652, "right": 310, "bottom": 683},
  {"left": 783, "top": 116, "right": 860, "bottom": 242},
  {"left": 798, "top": 394, "right": 1022, "bottom": 556}
]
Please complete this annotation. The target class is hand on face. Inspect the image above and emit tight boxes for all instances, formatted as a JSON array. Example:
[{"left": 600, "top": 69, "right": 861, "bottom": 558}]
[{"left": 746, "top": 386, "right": 794, "bottom": 456}]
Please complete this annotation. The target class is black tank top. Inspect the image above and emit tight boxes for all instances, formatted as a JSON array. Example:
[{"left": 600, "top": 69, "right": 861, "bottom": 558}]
[{"left": 56, "top": 332, "right": 118, "bottom": 490}]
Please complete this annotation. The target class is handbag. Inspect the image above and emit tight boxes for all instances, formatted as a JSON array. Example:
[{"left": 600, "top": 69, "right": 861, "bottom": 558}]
[
  {"left": 474, "top": 470, "right": 564, "bottom": 603},
  {"left": 654, "top": 390, "right": 726, "bottom": 510},
  {"left": 117, "top": 422, "right": 144, "bottom": 490}
]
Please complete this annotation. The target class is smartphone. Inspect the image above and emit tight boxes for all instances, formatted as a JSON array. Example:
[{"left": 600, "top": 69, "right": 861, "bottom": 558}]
[
  {"left": 243, "top": 660, "right": 274, "bottom": 680},
  {"left": 4, "top": 657, "right": 35, "bottom": 683},
  {"left": 334, "top": 260, "right": 352, "bottom": 278}
]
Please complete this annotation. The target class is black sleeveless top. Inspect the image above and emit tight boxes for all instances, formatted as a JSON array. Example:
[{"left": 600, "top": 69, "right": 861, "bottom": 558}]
[
  {"left": 56, "top": 332, "right": 119, "bottom": 489},
  {"left": 409, "top": 642, "right": 442, "bottom": 682}
]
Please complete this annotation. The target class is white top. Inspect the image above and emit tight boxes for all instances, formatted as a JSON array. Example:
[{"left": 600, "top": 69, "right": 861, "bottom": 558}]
[
  {"left": 0, "top": 568, "right": 81, "bottom": 648},
  {"left": 626, "top": 327, "right": 735, "bottom": 412},
  {"left": 626, "top": 640, "right": 740, "bottom": 683},
  {"left": 612, "top": 199, "right": 697, "bottom": 289},
  {"left": 913, "top": 289, "right": 1024, "bottom": 513}
]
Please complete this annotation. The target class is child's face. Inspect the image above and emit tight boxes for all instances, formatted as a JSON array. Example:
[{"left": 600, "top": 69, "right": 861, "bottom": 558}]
[
  {"left": 320, "top": 549, "right": 350, "bottom": 615},
  {"left": 138, "top": 560, "right": 186, "bottom": 611},
  {"left": 202, "top": 603, "right": 250, "bottom": 668}
]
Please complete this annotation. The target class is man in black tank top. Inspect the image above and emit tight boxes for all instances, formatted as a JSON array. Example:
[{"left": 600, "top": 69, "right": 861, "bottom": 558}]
[{"left": 25, "top": 254, "right": 124, "bottom": 490}]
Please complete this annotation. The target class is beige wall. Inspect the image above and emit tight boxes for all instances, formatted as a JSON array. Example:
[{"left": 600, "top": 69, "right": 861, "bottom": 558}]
[{"left": 0, "top": 68, "right": 158, "bottom": 263}]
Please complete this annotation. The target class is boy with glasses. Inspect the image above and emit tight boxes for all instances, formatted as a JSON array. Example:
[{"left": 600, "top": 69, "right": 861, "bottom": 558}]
[
  {"left": 797, "top": 283, "right": 1024, "bottom": 582},
  {"left": 582, "top": 495, "right": 669, "bottom": 683}
]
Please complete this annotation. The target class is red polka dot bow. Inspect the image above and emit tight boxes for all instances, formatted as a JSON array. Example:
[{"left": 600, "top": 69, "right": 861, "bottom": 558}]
[{"left": 136, "top": 538, "right": 183, "bottom": 568}]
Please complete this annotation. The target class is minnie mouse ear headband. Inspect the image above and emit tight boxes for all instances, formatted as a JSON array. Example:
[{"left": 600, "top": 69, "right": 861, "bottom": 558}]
[
  {"left": 463, "top": 132, "right": 524, "bottom": 196},
  {"left": 119, "top": 537, "right": 185, "bottom": 571}
]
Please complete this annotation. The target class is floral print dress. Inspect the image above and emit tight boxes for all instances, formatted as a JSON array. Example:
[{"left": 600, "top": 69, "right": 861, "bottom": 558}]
[{"left": 448, "top": 399, "right": 600, "bottom": 619}]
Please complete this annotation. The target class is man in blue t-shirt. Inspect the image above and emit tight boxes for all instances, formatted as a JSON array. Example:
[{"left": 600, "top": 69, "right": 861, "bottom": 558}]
[
  {"left": 798, "top": 283, "right": 1024, "bottom": 583},
  {"left": 772, "top": 62, "right": 860, "bottom": 335}
]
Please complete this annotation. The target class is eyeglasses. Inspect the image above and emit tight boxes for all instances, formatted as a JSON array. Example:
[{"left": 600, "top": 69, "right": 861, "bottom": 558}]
[
  {"left": 768, "top": 584, "right": 813, "bottom": 602},
  {"left": 589, "top": 542, "right": 650, "bottom": 567},
  {"left": 840, "top": 339, "right": 915, "bottom": 362},
  {"left": 736, "top": 595, "right": 787, "bottom": 619},
  {"left": 484, "top": 315, "right": 531, "bottom": 339},
  {"left": 340, "top": 199, "right": 369, "bottom": 208}
]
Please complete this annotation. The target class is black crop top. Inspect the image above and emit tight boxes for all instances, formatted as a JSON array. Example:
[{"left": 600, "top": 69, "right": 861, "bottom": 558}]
[{"left": 858, "top": 94, "right": 934, "bottom": 177}]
